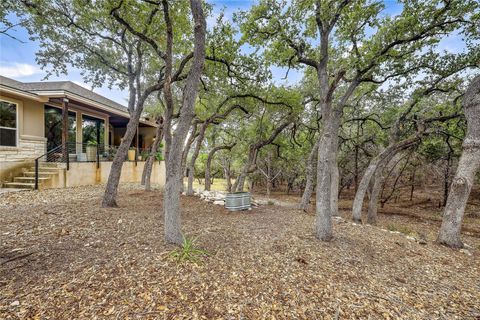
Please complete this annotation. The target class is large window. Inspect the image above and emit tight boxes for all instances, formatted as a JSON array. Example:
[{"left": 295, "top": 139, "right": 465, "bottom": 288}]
[
  {"left": 82, "top": 114, "right": 104, "bottom": 145},
  {"left": 0, "top": 100, "right": 17, "bottom": 147},
  {"left": 45, "top": 105, "right": 76, "bottom": 151}
]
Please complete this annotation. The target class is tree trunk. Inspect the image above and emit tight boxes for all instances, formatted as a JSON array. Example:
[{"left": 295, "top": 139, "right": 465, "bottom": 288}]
[
  {"left": 438, "top": 75, "right": 480, "bottom": 248},
  {"left": 181, "top": 127, "right": 198, "bottom": 193},
  {"left": 205, "top": 144, "right": 234, "bottom": 191},
  {"left": 142, "top": 120, "right": 163, "bottom": 191},
  {"left": 299, "top": 139, "right": 319, "bottom": 211},
  {"left": 330, "top": 131, "right": 340, "bottom": 217},
  {"left": 233, "top": 171, "right": 248, "bottom": 192},
  {"left": 232, "top": 119, "right": 292, "bottom": 192},
  {"left": 351, "top": 136, "right": 420, "bottom": 222},
  {"left": 164, "top": 0, "right": 205, "bottom": 245},
  {"left": 331, "top": 159, "right": 340, "bottom": 217},
  {"left": 102, "top": 110, "right": 142, "bottom": 207},
  {"left": 222, "top": 158, "right": 232, "bottom": 192},
  {"left": 443, "top": 145, "right": 453, "bottom": 206},
  {"left": 315, "top": 113, "right": 340, "bottom": 241},
  {"left": 366, "top": 166, "right": 384, "bottom": 225},
  {"left": 187, "top": 124, "right": 207, "bottom": 195}
]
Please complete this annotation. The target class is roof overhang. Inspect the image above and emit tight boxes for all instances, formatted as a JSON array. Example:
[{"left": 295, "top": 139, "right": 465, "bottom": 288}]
[
  {"left": 0, "top": 85, "right": 49, "bottom": 103},
  {"left": 32, "top": 90, "right": 157, "bottom": 127}
]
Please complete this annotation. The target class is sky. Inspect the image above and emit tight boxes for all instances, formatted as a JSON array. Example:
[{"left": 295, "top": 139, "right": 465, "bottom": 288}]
[{"left": 0, "top": 0, "right": 467, "bottom": 107}]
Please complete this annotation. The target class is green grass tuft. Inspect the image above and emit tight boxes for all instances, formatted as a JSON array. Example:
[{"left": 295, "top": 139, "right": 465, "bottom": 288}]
[{"left": 169, "top": 236, "right": 208, "bottom": 264}]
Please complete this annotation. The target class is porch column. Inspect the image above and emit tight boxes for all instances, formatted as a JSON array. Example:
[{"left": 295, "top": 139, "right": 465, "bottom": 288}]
[
  {"left": 61, "top": 98, "right": 69, "bottom": 161},
  {"left": 104, "top": 116, "right": 109, "bottom": 148},
  {"left": 76, "top": 112, "right": 82, "bottom": 155},
  {"left": 136, "top": 125, "right": 139, "bottom": 152}
]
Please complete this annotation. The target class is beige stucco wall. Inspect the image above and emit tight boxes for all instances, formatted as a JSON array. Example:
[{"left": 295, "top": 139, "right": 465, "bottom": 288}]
[
  {"left": 0, "top": 93, "right": 46, "bottom": 185},
  {"left": 60, "top": 161, "right": 165, "bottom": 189}
]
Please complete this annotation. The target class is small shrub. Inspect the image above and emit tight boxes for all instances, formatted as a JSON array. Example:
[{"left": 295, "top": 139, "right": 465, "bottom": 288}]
[
  {"left": 155, "top": 151, "right": 164, "bottom": 162},
  {"left": 169, "top": 236, "right": 208, "bottom": 264},
  {"left": 267, "top": 200, "right": 275, "bottom": 205},
  {"left": 387, "top": 223, "right": 416, "bottom": 237}
]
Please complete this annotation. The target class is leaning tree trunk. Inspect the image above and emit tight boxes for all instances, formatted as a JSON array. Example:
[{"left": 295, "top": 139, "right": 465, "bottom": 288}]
[
  {"left": 164, "top": 0, "right": 205, "bottom": 245},
  {"left": 233, "top": 120, "right": 292, "bottom": 192},
  {"left": 205, "top": 144, "right": 234, "bottom": 191},
  {"left": 366, "top": 151, "right": 404, "bottom": 224},
  {"left": 299, "top": 139, "right": 319, "bottom": 211},
  {"left": 366, "top": 166, "right": 385, "bottom": 225},
  {"left": 142, "top": 120, "right": 163, "bottom": 191},
  {"left": 351, "top": 136, "right": 420, "bottom": 222},
  {"left": 187, "top": 124, "right": 207, "bottom": 195},
  {"left": 438, "top": 75, "right": 480, "bottom": 248},
  {"left": 180, "top": 127, "right": 197, "bottom": 193},
  {"left": 102, "top": 109, "right": 142, "bottom": 207}
]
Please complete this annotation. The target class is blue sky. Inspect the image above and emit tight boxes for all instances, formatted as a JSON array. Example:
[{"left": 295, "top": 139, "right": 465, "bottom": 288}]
[{"left": 0, "top": 0, "right": 466, "bottom": 106}]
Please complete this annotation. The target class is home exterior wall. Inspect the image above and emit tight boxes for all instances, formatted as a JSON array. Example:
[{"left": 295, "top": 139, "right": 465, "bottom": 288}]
[
  {"left": 0, "top": 93, "right": 46, "bottom": 184},
  {"left": 0, "top": 93, "right": 47, "bottom": 163},
  {"left": 58, "top": 161, "right": 166, "bottom": 189}
]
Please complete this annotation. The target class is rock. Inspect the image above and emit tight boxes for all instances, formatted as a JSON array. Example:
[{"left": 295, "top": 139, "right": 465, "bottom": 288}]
[
  {"left": 405, "top": 236, "right": 416, "bottom": 241},
  {"left": 418, "top": 239, "right": 427, "bottom": 245},
  {"left": 10, "top": 301, "right": 19, "bottom": 307},
  {"left": 460, "top": 249, "right": 472, "bottom": 256},
  {"left": 213, "top": 200, "right": 224, "bottom": 205}
]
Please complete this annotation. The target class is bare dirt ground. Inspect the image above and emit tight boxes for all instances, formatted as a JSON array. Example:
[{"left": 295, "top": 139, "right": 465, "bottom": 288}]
[{"left": 1, "top": 185, "right": 479, "bottom": 319}]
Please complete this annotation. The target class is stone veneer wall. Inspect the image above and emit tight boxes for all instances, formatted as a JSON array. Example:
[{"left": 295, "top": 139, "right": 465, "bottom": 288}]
[
  {"left": 0, "top": 136, "right": 47, "bottom": 184},
  {"left": 0, "top": 136, "right": 47, "bottom": 162}
]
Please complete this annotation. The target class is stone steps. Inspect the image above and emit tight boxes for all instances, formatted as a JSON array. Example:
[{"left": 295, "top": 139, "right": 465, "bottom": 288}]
[
  {"left": 3, "top": 182, "right": 36, "bottom": 189},
  {"left": 3, "top": 163, "right": 61, "bottom": 190},
  {"left": 14, "top": 177, "right": 51, "bottom": 183},
  {"left": 23, "top": 171, "right": 58, "bottom": 177}
]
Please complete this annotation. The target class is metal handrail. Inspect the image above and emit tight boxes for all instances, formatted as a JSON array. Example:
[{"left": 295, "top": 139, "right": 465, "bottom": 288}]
[{"left": 34, "top": 143, "right": 68, "bottom": 190}]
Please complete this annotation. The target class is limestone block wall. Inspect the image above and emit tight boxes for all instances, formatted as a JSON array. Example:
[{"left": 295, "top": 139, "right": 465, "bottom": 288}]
[
  {"left": 0, "top": 136, "right": 46, "bottom": 163},
  {"left": 0, "top": 137, "right": 46, "bottom": 184}
]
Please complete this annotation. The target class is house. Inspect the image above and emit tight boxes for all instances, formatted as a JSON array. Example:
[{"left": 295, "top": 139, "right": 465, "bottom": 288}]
[{"left": 0, "top": 75, "right": 165, "bottom": 190}]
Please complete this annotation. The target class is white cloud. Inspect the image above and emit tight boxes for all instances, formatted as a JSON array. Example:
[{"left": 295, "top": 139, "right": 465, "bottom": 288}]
[{"left": 0, "top": 62, "right": 42, "bottom": 78}]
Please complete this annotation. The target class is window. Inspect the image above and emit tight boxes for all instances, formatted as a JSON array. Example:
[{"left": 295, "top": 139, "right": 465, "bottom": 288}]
[
  {"left": 82, "top": 114, "right": 104, "bottom": 145},
  {"left": 0, "top": 100, "right": 17, "bottom": 147},
  {"left": 44, "top": 105, "right": 76, "bottom": 152}
]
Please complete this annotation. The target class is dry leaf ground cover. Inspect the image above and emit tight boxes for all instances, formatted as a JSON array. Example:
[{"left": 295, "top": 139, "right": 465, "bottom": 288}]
[{"left": 1, "top": 185, "right": 479, "bottom": 319}]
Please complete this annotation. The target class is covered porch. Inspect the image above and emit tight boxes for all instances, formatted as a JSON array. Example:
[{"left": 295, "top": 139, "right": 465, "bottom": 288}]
[{"left": 44, "top": 97, "right": 158, "bottom": 163}]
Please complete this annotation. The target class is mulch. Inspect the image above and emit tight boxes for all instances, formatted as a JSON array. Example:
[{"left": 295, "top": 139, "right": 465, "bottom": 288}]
[{"left": 1, "top": 185, "right": 479, "bottom": 319}]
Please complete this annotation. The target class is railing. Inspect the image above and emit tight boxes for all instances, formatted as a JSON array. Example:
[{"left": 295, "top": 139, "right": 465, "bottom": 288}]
[
  {"left": 34, "top": 143, "right": 69, "bottom": 190},
  {"left": 34, "top": 142, "right": 155, "bottom": 190},
  {"left": 66, "top": 143, "right": 151, "bottom": 165}
]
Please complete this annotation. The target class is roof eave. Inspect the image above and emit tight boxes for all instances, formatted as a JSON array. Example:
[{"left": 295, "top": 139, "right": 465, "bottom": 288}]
[
  {"left": 33, "top": 90, "right": 157, "bottom": 127},
  {"left": 0, "top": 85, "right": 49, "bottom": 102}
]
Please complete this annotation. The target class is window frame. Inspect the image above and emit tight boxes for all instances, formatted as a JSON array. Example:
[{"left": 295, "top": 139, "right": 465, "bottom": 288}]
[
  {"left": 44, "top": 104, "right": 77, "bottom": 152},
  {"left": 0, "top": 99, "right": 18, "bottom": 147}
]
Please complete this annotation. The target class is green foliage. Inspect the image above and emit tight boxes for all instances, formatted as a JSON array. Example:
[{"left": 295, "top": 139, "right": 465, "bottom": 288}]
[
  {"left": 155, "top": 151, "right": 164, "bottom": 162},
  {"left": 169, "top": 236, "right": 208, "bottom": 264}
]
